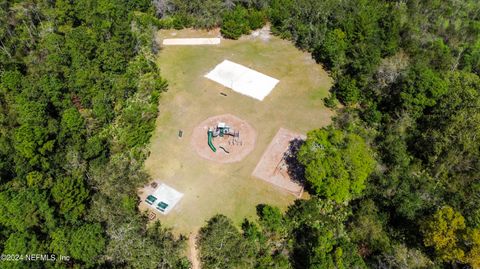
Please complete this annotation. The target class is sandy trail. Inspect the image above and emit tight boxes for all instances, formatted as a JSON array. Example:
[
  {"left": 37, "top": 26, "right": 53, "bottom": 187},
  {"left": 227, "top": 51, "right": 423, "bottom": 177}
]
[{"left": 188, "top": 232, "right": 200, "bottom": 269}]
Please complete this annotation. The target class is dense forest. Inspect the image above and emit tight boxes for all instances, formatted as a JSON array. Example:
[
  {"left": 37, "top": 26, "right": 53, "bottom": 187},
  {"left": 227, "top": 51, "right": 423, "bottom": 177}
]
[
  {"left": 1, "top": 0, "right": 479, "bottom": 269},
  {"left": 0, "top": 0, "right": 188, "bottom": 268}
]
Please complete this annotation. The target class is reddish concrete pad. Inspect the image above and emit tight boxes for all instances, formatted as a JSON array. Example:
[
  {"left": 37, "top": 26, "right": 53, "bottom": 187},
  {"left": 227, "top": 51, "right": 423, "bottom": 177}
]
[{"left": 252, "top": 128, "right": 305, "bottom": 197}]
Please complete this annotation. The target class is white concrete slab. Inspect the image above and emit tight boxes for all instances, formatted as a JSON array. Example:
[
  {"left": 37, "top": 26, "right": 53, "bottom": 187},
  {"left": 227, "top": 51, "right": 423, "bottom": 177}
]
[
  {"left": 149, "top": 183, "right": 183, "bottom": 215},
  {"left": 163, "top": 38, "right": 221, "bottom": 45},
  {"left": 205, "top": 60, "right": 279, "bottom": 101}
]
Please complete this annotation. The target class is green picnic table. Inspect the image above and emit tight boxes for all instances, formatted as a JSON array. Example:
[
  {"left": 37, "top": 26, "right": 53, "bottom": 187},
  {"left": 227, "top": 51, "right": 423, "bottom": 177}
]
[
  {"left": 146, "top": 195, "right": 157, "bottom": 205},
  {"left": 156, "top": 202, "right": 169, "bottom": 212}
]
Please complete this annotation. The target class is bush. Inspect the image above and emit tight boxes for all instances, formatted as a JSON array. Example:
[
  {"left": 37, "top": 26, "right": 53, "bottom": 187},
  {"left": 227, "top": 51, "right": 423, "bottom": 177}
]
[
  {"left": 157, "top": 17, "right": 175, "bottom": 29},
  {"left": 221, "top": 6, "right": 250, "bottom": 39},
  {"left": 247, "top": 9, "right": 266, "bottom": 30},
  {"left": 323, "top": 93, "right": 339, "bottom": 109},
  {"left": 335, "top": 76, "right": 361, "bottom": 105},
  {"left": 171, "top": 14, "right": 193, "bottom": 29},
  {"left": 221, "top": 7, "right": 266, "bottom": 39},
  {"left": 361, "top": 102, "right": 383, "bottom": 124},
  {"left": 314, "top": 28, "right": 347, "bottom": 73}
]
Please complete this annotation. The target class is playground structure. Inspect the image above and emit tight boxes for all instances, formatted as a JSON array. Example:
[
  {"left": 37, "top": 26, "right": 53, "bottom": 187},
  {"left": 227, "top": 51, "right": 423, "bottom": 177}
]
[
  {"left": 191, "top": 114, "right": 257, "bottom": 163},
  {"left": 207, "top": 122, "right": 240, "bottom": 152}
]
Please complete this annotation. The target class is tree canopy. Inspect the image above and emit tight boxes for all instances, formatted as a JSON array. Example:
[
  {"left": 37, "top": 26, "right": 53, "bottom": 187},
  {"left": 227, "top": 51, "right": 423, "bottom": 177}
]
[
  {"left": 0, "top": 0, "right": 187, "bottom": 268},
  {"left": 298, "top": 128, "right": 375, "bottom": 203},
  {"left": 1, "top": 0, "right": 479, "bottom": 268}
]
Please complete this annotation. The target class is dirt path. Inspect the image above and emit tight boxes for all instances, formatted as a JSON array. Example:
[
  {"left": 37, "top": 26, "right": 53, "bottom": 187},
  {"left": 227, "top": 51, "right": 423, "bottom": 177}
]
[{"left": 188, "top": 232, "right": 200, "bottom": 269}]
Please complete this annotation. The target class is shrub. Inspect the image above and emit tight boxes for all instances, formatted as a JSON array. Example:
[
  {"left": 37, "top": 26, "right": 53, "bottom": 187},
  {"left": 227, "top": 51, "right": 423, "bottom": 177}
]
[
  {"left": 323, "top": 93, "right": 339, "bottom": 109},
  {"left": 335, "top": 76, "right": 361, "bottom": 105},
  {"left": 171, "top": 14, "right": 193, "bottom": 29},
  {"left": 221, "top": 6, "right": 250, "bottom": 39},
  {"left": 158, "top": 17, "right": 176, "bottom": 29},
  {"left": 247, "top": 9, "right": 265, "bottom": 30}
]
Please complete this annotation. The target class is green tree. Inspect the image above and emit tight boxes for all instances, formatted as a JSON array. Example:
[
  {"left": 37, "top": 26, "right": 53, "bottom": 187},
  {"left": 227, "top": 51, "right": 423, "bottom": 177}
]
[
  {"left": 49, "top": 228, "right": 70, "bottom": 257},
  {"left": 463, "top": 228, "right": 480, "bottom": 268},
  {"left": 257, "top": 204, "right": 285, "bottom": 235},
  {"left": 335, "top": 76, "right": 361, "bottom": 105},
  {"left": 314, "top": 28, "right": 348, "bottom": 74},
  {"left": 221, "top": 6, "right": 251, "bottom": 39},
  {"left": 0, "top": 188, "right": 55, "bottom": 232},
  {"left": 422, "top": 207, "right": 480, "bottom": 268},
  {"left": 422, "top": 206, "right": 466, "bottom": 263},
  {"left": 69, "top": 223, "right": 106, "bottom": 265},
  {"left": 2, "top": 232, "right": 43, "bottom": 269},
  {"left": 398, "top": 64, "right": 448, "bottom": 116},
  {"left": 246, "top": 9, "right": 265, "bottom": 30},
  {"left": 379, "top": 244, "right": 433, "bottom": 269},
  {"left": 287, "top": 198, "right": 366, "bottom": 269},
  {"left": 50, "top": 223, "right": 106, "bottom": 266},
  {"left": 51, "top": 176, "right": 89, "bottom": 221},
  {"left": 198, "top": 214, "right": 253, "bottom": 269},
  {"left": 102, "top": 218, "right": 189, "bottom": 269},
  {"left": 0, "top": 1, "right": 179, "bottom": 268},
  {"left": 298, "top": 127, "right": 375, "bottom": 203},
  {"left": 415, "top": 71, "right": 480, "bottom": 182},
  {"left": 60, "top": 107, "right": 85, "bottom": 141},
  {"left": 348, "top": 200, "right": 390, "bottom": 254}
]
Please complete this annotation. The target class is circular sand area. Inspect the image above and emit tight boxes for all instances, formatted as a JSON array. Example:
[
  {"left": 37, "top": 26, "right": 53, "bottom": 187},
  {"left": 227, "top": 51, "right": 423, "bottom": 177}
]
[{"left": 191, "top": 114, "right": 257, "bottom": 163}]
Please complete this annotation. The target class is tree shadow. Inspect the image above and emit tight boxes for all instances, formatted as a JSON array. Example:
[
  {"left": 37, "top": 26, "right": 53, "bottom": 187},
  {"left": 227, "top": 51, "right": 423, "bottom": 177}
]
[{"left": 283, "top": 138, "right": 307, "bottom": 187}]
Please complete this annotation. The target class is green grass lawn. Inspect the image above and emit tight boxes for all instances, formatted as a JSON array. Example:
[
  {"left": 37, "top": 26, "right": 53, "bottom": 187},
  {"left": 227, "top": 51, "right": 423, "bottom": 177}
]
[{"left": 144, "top": 28, "right": 333, "bottom": 234}]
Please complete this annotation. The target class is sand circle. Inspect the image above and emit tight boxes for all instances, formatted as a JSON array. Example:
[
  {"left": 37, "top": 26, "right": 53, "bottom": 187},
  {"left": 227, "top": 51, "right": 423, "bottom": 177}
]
[{"left": 191, "top": 114, "right": 257, "bottom": 163}]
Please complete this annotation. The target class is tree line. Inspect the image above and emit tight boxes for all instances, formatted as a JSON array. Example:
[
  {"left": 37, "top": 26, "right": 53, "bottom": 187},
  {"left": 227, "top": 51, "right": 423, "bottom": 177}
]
[{"left": 0, "top": 1, "right": 188, "bottom": 268}]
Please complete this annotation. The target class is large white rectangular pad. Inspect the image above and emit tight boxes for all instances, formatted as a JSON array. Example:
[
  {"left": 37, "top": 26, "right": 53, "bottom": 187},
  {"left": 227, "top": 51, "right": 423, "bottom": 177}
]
[{"left": 205, "top": 60, "right": 279, "bottom": 101}]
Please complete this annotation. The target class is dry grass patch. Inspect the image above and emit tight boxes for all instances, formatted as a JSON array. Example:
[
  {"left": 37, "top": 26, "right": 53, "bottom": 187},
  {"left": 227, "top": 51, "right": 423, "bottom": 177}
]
[{"left": 143, "top": 28, "right": 333, "bottom": 234}]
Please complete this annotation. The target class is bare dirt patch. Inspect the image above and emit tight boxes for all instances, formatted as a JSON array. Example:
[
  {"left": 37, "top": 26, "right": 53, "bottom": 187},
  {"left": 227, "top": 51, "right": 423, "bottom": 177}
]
[
  {"left": 252, "top": 128, "right": 306, "bottom": 197},
  {"left": 138, "top": 180, "right": 161, "bottom": 218},
  {"left": 191, "top": 114, "right": 257, "bottom": 163},
  {"left": 243, "top": 24, "right": 271, "bottom": 42},
  {"left": 188, "top": 232, "right": 201, "bottom": 269}
]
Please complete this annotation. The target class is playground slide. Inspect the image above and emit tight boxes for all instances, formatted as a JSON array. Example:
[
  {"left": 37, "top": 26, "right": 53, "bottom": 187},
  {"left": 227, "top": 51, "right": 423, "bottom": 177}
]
[{"left": 207, "top": 130, "right": 217, "bottom": 152}]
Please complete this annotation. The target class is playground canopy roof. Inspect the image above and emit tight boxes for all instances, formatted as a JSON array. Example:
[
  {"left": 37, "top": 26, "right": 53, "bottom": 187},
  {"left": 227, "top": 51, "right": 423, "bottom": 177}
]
[
  {"left": 205, "top": 60, "right": 279, "bottom": 101},
  {"left": 148, "top": 183, "right": 184, "bottom": 215},
  {"left": 163, "top": 38, "right": 221, "bottom": 45}
]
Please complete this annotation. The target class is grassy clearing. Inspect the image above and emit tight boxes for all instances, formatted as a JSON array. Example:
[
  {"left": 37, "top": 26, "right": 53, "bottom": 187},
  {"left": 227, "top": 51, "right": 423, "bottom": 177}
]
[{"left": 143, "top": 28, "right": 333, "bottom": 234}]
